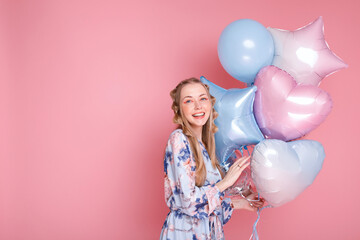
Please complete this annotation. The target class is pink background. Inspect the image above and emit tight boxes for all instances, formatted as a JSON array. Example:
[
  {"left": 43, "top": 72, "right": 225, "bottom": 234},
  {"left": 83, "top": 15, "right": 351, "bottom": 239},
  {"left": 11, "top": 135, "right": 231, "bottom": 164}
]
[{"left": 1, "top": 0, "right": 359, "bottom": 239}]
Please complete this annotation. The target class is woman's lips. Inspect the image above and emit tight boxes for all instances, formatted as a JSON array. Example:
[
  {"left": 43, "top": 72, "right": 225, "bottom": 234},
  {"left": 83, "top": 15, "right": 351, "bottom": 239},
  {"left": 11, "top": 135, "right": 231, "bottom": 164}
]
[{"left": 192, "top": 112, "right": 205, "bottom": 119}]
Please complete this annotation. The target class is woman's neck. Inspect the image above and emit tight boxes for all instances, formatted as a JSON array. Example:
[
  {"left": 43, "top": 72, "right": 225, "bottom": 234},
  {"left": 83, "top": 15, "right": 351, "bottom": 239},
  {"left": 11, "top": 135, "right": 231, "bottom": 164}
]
[{"left": 190, "top": 126, "right": 202, "bottom": 142}]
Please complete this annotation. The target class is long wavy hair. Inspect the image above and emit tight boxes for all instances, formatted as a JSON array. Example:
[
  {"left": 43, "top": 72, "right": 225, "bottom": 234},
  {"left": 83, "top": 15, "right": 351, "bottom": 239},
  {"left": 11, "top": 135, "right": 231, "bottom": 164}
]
[{"left": 170, "top": 78, "right": 224, "bottom": 187}]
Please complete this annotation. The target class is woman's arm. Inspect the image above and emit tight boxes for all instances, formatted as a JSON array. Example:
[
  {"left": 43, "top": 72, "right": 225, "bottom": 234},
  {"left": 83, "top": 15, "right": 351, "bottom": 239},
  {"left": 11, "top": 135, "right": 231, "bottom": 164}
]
[
  {"left": 165, "top": 130, "right": 253, "bottom": 218},
  {"left": 165, "top": 131, "right": 234, "bottom": 218}
]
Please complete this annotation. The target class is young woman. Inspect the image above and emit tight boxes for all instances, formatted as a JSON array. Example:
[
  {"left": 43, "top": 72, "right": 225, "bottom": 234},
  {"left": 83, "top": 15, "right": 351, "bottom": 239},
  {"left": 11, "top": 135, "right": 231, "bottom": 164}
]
[{"left": 160, "top": 78, "right": 264, "bottom": 240}]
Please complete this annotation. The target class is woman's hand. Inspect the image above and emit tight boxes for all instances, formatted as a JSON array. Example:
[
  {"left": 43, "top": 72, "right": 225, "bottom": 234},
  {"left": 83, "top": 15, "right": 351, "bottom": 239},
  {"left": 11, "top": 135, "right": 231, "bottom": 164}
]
[
  {"left": 231, "top": 193, "right": 265, "bottom": 211},
  {"left": 215, "top": 156, "right": 250, "bottom": 192}
]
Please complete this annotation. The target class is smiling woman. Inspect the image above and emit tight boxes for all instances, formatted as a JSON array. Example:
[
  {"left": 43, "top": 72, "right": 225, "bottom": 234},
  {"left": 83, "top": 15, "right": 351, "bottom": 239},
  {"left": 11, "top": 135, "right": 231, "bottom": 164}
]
[
  {"left": 180, "top": 83, "right": 212, "bottom": 139},
  {"left": 159, "top": 78, "right": 264, "bottom": 240}
]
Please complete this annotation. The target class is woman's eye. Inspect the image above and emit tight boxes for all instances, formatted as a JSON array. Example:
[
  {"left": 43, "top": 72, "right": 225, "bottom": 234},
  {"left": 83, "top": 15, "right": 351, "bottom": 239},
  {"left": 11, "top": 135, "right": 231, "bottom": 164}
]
[
  {"left": 201, "top": 97, "right": 208, "bottom": 101},
  {"left": 184, "top": 100, "right": 192, "bottom": 104}
]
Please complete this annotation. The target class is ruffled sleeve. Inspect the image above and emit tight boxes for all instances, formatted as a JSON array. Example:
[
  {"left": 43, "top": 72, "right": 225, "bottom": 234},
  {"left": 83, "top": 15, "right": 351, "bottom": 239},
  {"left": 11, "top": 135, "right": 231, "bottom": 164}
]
[
  {"left": 220, "top": 197, "right": 233, "bottom": 225},
  {"left": 164, "top": 130, "right": 224, "bottom": 219}
]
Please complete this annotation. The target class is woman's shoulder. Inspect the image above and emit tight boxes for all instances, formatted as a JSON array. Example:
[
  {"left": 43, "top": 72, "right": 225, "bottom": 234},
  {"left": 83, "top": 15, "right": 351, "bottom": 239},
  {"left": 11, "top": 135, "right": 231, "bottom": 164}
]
[
  {"left": 169, "top": 128, "right": 184, "bottom": 137},
  {"left": 168, "top": 128, "right": 189, "bottom": 145}
]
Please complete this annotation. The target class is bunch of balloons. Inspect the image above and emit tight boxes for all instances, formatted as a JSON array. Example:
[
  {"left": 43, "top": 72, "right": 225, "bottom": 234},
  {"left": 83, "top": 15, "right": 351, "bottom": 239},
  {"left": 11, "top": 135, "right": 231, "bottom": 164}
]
[{"left": 202, "top": 17, "right": 347, "bottom": 207}]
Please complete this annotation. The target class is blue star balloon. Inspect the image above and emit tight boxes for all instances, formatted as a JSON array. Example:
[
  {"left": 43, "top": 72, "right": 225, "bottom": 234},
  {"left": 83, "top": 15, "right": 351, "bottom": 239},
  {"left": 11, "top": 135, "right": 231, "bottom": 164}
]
[{"left": 200, "top": 76, "right": 264, "bottom": 168}]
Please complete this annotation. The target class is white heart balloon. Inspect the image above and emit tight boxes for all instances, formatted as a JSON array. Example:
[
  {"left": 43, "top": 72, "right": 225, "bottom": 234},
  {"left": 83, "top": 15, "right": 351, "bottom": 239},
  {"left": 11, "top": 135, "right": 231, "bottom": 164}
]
[{"left": 251, "top": 139, "right": 325, "bottom": 207}]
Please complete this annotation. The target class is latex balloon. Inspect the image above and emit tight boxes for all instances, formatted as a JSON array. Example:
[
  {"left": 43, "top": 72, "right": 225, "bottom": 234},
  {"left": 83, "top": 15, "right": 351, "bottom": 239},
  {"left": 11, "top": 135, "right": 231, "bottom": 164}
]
[
  {"left": 254, "top": 66, "right": 332, "bottom": 141},
  {"left": 218, "top": 19, "right": 274, "bottom": 85},
  {"left": 251, "top": 139, "right": 325, "bottom": 207},
  {"left": 224, "top": 150, "right": 252, "bottom": 197},
  {"left": 200, "top": 76, "right": 264, "bottom": 166},
  {"left": 268, "top": 16, "right": 348, "bottom": 86},
  {"left": 225, "top": 167, "right": 252, "bottom": 197}
]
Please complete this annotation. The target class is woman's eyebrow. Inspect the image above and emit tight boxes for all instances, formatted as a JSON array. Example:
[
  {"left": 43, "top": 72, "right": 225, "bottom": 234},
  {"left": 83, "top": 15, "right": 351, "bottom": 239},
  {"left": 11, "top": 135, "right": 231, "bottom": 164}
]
[
  {"left": 182, "top": 93, "right": 207, "bottom": 101},
  {"left": 182, "top": 96, "right": 193, "bottom": 100}
]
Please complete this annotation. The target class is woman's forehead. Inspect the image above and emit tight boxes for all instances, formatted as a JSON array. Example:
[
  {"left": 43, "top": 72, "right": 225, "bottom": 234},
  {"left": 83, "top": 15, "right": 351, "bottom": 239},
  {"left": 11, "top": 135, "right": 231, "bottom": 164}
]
[{"left": 180, "top": 83, "right": 207, "bottom": 98}]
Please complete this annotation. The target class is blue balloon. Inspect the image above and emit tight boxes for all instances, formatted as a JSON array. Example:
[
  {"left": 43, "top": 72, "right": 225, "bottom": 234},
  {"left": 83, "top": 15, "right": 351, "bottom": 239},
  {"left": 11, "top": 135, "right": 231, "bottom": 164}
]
[
  {"left": 200, "top": 76, "right": 264, "bottom": 166},
  {"left": 218, "top": 19, "right": 275, "bottom": 85}
]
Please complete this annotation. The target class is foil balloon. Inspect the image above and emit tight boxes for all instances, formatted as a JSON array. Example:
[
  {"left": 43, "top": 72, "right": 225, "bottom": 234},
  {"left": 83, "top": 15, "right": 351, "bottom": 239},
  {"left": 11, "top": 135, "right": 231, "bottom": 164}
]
[
  {"left": 254, "top": 66, "right": 333, "bottom": 141},
  {"left": 200, "top": 76, "right": 264, "bottom": 166},
  {"left": 251, "top": 139, "right": 325, "bottom": 207},
  {"left": 268, "top": 16, "right": 348, "bottom": 86},
  {"left": 218, "top": 19, "right": 274, "bottom": 85}
]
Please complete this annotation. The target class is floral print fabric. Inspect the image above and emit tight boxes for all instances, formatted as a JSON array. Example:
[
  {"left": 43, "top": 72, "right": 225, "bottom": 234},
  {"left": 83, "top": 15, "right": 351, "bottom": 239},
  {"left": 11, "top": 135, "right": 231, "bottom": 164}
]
[{"left": 160, "top": 129, "right": 233, "bottom": 240}]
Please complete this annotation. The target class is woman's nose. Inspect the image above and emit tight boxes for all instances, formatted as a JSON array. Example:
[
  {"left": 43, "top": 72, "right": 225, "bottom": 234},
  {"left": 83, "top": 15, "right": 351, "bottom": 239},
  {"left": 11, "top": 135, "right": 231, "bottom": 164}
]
[{"left": 194, "top": 100, "right": 201, "bottom": 109}]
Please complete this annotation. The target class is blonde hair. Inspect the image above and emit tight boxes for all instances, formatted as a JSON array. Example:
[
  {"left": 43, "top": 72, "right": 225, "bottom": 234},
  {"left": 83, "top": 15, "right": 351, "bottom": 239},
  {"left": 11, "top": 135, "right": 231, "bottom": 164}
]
[{"left": 170, "top": 78, "right": 224, "bottom": 187}]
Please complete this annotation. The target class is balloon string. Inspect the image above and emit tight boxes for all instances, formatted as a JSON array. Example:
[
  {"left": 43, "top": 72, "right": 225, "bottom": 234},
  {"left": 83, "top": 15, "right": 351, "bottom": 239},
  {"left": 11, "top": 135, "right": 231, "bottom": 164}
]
[
  {"left": 249, "top": 194, "right": 272, "bottom": 240},
  {"left": 249, "top": 205, "right": 271, "bottom": 240}
]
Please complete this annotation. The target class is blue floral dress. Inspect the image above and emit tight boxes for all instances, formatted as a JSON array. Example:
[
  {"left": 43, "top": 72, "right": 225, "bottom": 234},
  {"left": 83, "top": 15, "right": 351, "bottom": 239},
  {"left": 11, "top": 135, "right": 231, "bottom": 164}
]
[{"left": 160, "top": 129, "right": 233, "bottom": 240}]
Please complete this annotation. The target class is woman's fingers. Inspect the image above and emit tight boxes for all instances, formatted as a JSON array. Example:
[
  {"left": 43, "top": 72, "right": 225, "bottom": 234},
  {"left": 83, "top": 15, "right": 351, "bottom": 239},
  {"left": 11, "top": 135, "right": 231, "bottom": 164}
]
[
  {"left": 246, "top": 193, "right": 257, "bottom": 199},
  {"left": 224, "top": 156, "right": 252, "bottom": 188},
  {"left": 251, "top": 200, "right": 264, "bottom": 207},
  {"left": 232, "top": 158, "right": 250, "bottom": 179},
  {"left": 239, "top": 162, "right": 250, "bottom": 171},
  {"left": 232, "top": 156, "right": 250, "bottom": 169},
  {"left": 246, "top": 195, "right": 265, "bottom": 208}
]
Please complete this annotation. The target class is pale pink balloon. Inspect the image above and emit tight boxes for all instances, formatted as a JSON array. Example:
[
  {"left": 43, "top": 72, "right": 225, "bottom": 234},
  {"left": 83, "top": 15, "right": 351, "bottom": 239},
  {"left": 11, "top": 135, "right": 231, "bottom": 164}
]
[
  {"left": 268, "top": 16, "right": 348, "bottom": 86},
  {"left": 251, "top": 139, "right": 325, "bottom": 207},
  {"left": 254, "top": 65, "right": 333, "bottom": 141}
]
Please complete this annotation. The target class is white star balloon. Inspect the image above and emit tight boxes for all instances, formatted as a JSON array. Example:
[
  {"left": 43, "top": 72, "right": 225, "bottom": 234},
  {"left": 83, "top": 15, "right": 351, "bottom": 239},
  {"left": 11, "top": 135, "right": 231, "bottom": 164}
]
[{"left": 268, "top": 16, "right": 348, "bottom": 86}]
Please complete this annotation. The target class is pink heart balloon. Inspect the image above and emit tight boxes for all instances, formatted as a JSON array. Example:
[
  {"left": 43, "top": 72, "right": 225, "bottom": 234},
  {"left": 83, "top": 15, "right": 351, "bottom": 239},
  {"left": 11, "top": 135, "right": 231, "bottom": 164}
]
[{"left": 254, "top": 65, "right": 332, "bottom": 141}]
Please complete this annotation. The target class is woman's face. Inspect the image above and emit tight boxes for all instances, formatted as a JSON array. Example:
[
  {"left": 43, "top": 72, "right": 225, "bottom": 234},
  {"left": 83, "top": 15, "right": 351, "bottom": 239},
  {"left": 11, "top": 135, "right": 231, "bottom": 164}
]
[{"left": 180, "top": 83, "right": 212, "bottom": 132}]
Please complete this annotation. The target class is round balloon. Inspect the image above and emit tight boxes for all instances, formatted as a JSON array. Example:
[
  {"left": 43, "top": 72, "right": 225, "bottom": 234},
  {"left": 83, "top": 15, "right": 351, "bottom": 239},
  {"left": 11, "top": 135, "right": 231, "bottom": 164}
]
[
  {"left": 218, "top": 19, "right": 275, "bottom": 85},
  {"left": 223, "top": 150, "right": 252, "bottom": 197}
]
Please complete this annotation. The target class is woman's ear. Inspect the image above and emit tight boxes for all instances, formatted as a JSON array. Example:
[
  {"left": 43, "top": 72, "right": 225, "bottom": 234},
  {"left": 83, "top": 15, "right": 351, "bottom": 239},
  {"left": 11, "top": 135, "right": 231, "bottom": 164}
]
[{"left": 174, "top": 106, "right": 179, "bottom": 114}]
